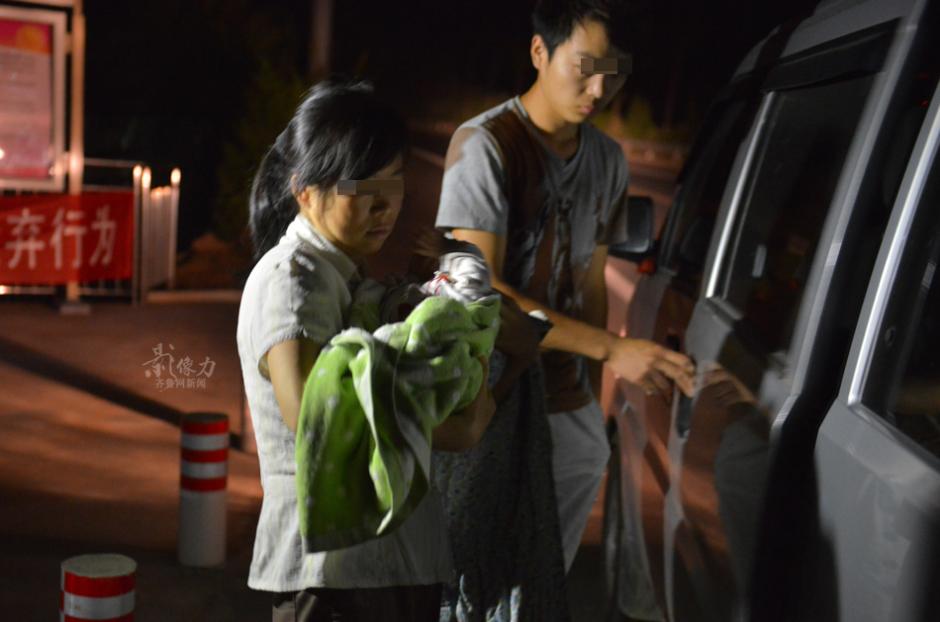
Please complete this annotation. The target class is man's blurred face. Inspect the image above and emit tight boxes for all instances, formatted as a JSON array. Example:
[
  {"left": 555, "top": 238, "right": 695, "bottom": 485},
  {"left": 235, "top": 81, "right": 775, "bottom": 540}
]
[{"left": 534, "top": 19, "right": 629, "bottom": 124}]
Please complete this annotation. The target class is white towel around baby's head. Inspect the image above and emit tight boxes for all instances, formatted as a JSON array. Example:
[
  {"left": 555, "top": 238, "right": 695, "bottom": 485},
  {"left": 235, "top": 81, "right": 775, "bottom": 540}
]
[{"left": 419, "top": 244, "right": 493, "bottom": 304}]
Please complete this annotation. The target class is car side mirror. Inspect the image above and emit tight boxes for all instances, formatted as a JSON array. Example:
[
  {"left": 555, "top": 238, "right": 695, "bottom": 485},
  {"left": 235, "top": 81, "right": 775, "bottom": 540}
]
[{"left": 609, "top": 195, "right": 655, "bottom": 262}]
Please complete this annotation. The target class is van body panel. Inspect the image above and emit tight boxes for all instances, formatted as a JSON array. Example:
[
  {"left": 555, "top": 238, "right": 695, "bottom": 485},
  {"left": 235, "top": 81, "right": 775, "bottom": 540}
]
[
  {"left": 814, "top": 79, "right": 940, "bottom": 622},
  {"left": 606, "top": 1, "right": 939, "bottom": 618}
]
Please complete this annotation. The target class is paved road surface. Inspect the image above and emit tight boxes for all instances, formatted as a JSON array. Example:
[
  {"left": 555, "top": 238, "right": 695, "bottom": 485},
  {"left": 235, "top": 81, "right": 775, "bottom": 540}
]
[
  {"left": 0, "top": 355, "right": 268, "bottom": 621},
  {"left": 0, "top": 298, "right": 613, "bottom": 621}
]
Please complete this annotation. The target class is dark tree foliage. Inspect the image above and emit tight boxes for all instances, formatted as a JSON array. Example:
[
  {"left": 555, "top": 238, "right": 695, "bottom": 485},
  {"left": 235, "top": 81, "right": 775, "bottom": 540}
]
[
  {"left": 85, "top": 0, "right": 306, "bottom": 245},
  {"left": 83, "top": 0, "right": 820, "bottom": 247}
]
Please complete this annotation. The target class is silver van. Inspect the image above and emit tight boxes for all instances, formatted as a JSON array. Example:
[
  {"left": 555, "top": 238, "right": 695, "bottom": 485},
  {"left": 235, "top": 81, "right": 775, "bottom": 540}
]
[{"left": 604, "top": 0, "right": 939, "bottom": 620}]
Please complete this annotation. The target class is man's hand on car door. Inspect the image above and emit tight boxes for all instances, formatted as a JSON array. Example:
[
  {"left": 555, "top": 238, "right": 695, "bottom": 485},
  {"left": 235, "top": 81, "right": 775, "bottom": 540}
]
[{"left": 605, "top": 337, "right": 696, "bottom": 398}]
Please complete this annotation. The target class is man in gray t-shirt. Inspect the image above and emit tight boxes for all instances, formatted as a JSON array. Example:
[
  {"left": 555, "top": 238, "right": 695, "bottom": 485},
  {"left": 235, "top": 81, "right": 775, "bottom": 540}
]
[{"left": 435, "top": 0, "right": 694, "bottom": 571}]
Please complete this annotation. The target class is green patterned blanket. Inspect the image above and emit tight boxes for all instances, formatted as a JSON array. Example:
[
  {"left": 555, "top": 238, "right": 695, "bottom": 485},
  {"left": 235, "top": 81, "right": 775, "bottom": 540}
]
[{"left": 296, "top": 280, "right": 500, "bottom": 552}]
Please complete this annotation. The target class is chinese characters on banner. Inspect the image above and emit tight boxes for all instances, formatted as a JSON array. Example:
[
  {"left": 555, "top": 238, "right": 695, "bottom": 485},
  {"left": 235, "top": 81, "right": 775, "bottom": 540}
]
[
  {"left": 0, "top": 192, "right": 134, "bottom": 283},
  {"left": 0, "top": 18, "right": 55, "bottom": 181}
]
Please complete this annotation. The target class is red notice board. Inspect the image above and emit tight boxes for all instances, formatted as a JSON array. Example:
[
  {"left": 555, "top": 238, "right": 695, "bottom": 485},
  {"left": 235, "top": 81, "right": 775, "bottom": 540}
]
[{"left": 0, "top": 6, "right": 67, "bottom": 191}]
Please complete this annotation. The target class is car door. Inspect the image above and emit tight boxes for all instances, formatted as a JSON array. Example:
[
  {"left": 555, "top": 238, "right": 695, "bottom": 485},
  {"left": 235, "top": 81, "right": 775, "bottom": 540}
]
[
  {"left": 811, "top": 79, "right": 940, "bottom": 622},
  {"left": 664, "top": 4, "right": 932, "bottom": 620},
  {"left": 605, "top": 93, "right": 763, "bottom": 621}
]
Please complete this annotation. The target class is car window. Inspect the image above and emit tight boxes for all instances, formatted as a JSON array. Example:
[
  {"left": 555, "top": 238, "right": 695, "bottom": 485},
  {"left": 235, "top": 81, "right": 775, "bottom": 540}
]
[
  {"left": 863, "top": 150, "right": 940, "bottom": 459},
  {"left": 662, "top": 98, "right": 760, "bottom": 288},
  {"left": 719, "top": 75, "right": 876, "bottom": 355}
]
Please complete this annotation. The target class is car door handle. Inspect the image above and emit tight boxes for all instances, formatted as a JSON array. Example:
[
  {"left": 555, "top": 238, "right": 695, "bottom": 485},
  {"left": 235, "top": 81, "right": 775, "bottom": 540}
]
[
  {"left": 665, "top": 333, "right": 681, "bottom": 353},
  {"left": 676, "top": 392, "right": 693, "bottom": 439},
  {"left": 664, "top": 332, "right": 693, "bottom": 438}
]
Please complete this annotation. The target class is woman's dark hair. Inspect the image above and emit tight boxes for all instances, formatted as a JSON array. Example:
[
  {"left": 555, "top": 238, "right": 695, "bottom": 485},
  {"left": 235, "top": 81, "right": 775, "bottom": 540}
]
[
  {"left": 532, "top": 0, "right": 613, "bottom": 59},
  {"left": 249, "top": 76, "right": 407, "bottom": 259}
]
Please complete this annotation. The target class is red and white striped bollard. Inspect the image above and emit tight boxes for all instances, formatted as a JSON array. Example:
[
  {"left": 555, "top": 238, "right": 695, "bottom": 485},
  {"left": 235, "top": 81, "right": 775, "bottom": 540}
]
[
  {"left": 178, "top": 412, "right": 228, "bottom": 566},
  {"left": 60, "top": 554, "right": 136, "bottom": 621}
]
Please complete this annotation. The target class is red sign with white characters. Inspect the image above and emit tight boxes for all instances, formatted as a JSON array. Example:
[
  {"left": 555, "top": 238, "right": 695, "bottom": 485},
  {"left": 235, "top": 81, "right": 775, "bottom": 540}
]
[{"left": 0, "top": 192, "right": 134, "bottom": 284}]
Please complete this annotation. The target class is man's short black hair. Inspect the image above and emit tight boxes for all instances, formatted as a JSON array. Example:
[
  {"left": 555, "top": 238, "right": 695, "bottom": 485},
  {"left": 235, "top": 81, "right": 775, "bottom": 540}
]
[{"left": 532, "top": 0, "right": 613, "bottom": 59}]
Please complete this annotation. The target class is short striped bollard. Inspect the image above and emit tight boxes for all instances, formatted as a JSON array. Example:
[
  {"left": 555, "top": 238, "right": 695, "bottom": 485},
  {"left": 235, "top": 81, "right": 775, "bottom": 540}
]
[
  {"left": 60, "top": 554, "right": 136, "bottom": 621},
  {"left": 178, "top": 412, "right": 228, "bottom": 567}
]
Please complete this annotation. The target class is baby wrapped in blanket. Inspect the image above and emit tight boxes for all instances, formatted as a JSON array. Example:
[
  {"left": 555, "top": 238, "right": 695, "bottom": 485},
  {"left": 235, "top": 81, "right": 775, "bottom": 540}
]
[{"left": 295, "top": 238, "right": 500, "bottom": 552}]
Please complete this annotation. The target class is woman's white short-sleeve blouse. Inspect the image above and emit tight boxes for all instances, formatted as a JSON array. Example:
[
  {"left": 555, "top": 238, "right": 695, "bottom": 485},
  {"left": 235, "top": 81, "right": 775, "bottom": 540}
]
[{"left": 236, "top": 214, "right": 453, "bottom": 592}]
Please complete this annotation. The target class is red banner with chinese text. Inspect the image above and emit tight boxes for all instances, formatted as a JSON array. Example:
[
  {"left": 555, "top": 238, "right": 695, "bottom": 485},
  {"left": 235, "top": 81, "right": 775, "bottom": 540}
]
[{"left": 0, "top": 192, "right": 134, "bottom": 284}]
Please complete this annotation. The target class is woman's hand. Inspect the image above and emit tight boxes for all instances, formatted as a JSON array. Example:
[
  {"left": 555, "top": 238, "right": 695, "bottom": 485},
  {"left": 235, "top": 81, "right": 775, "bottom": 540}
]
[{"left": 432, "top": 355, "right": 496, "bottom": 452}]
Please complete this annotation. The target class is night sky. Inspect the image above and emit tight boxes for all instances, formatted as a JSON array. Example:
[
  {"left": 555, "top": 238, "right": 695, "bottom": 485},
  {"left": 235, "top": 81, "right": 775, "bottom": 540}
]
[{"left": 82, "top": 0, "right": 820, "bottom": 249}]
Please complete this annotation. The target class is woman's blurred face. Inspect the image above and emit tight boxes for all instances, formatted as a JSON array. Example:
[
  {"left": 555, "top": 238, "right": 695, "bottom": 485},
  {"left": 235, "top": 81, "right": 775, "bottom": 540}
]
[{"left": 299, "top": 155, "right": 404, "bottom": 258}]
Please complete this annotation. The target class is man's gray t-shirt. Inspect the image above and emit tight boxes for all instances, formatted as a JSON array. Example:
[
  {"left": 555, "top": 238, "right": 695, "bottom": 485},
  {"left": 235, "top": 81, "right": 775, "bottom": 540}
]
[{"left": 435, "top": 96, "right": 630, "bottom": 412}]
